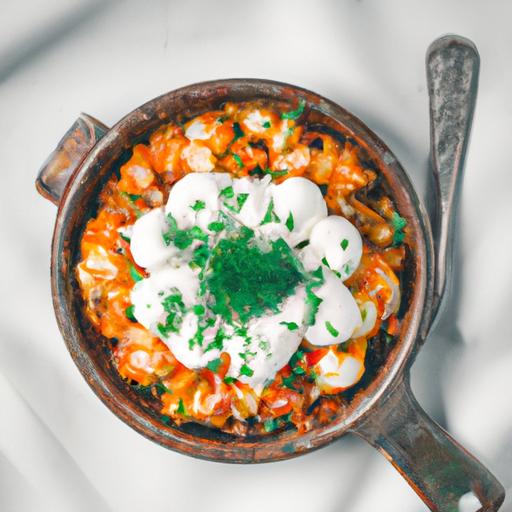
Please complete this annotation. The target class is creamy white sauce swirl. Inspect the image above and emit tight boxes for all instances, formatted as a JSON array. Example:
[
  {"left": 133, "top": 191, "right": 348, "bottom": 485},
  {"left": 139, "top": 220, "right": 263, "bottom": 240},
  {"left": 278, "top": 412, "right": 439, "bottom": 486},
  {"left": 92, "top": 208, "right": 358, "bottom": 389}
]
[{"left": 128, "top": 173, "right": 366, "bottom": 389}]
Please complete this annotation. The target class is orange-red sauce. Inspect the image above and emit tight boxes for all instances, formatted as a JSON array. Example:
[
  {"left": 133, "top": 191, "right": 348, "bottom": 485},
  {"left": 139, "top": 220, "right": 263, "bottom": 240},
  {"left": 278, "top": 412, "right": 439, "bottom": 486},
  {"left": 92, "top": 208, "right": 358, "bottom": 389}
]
[{"left": 76, "top": 99, "right": 407, "bottom": 435}]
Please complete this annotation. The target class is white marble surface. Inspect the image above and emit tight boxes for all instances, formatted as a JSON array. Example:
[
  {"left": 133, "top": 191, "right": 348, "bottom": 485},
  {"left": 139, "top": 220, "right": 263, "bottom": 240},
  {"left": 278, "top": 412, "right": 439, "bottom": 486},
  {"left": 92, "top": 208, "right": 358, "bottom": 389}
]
[{"left": 0, "top": 1, "right": 511, "bottom": 511}]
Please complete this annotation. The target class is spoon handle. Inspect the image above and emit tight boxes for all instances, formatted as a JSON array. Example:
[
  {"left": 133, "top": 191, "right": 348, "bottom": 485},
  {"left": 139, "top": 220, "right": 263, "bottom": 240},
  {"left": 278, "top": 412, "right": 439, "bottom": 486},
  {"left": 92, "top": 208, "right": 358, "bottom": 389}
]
[{"left": 427, "top": 34, "right": 479, "bottom": 324}]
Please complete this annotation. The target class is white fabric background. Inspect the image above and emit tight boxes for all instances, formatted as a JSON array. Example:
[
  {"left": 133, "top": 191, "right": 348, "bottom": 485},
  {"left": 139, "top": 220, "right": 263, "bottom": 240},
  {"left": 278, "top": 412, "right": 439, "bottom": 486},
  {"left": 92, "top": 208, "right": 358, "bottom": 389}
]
[{"left": 0, "top": 1, "right": 511, "bottom": 511}]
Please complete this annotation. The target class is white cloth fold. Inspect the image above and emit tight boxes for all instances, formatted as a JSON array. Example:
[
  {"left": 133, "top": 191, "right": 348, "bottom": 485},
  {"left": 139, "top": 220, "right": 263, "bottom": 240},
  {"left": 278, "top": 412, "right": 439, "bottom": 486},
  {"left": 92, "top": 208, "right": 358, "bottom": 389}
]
[{"left": 1, "top": 1, "right": 511, "bottom": 511}]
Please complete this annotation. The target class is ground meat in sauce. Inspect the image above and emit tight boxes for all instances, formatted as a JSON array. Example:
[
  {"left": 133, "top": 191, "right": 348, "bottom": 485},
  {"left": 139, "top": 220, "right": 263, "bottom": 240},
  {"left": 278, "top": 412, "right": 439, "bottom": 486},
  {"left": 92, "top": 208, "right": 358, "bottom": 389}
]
[{"left": 76, "top": 99, "right": 409, "bottom": 436}]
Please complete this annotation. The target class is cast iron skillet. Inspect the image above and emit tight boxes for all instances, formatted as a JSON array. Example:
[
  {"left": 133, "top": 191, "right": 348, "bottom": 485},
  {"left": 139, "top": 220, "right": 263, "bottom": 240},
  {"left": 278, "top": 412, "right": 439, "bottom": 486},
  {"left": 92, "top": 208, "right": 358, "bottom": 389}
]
[{"left": 35, "top": 35, "right": 505, "bottom": 511}]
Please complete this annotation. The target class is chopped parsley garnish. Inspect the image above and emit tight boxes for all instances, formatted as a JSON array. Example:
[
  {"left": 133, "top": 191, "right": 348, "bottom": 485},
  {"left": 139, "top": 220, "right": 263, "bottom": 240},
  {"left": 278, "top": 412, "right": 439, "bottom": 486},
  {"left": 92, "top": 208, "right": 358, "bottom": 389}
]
[
  {"left": 340, "top": 238, "right": 349, "bottom": 250},
  {"left": 120, "top": 192, "right": 143, "bottom": 217},
  {"left": 121, "top": 192, "right": 142, "bottom": 202},
  {"left": 162, "top": 213, "right": 178, "bottom": 245},
  {"left": 321, "top": 256, "right": 341, "bottom": 277},
  {"left": 162, "top": 213, "right": 208, "bottom": 249},
  {"left": 240, "top": 364, "right": 254, "bottom": 377},
  {"left": 220, "top": 186, "right": 234, "bottom": 199},
  {"left": 157, "top": 318, "right": 179, "bottom": 338},
  {"left": 391, "top": 211, "right": 407, "bottom": 246},
  {"left": 239, "top": 350, "right": 257, "bottom": 361},
  {"left": 193, "top": 304, "right": 205, "bottom": 315},
  {"left": 295, "top": 240, "right": 310, "bottom": 249},
  {"left": 263, "top": 413, "right": 292, "bottom": 432},
  {"left": 191, "top": 199, "right": 206, "bottom": 211},
  {"left": 289, "top": 349, "right": 304, "bottom": 367},
  {"left": 154, "top": 382, "right": 173, "bottom": 395},
  {"left": 263, "top": 168, "right": 289, "bottom": 178},
  {"left": 206, "top": 358, "right": 223, "bottom": 373},
  {"left": 342, "top": 263, "right": 351, "bottom": 275},
  {"left": 189, "top": 323, "right": 205, "bottom": 349},
  {"left": 325, "top": 321, "right": 339, "bottom": 337},
  {"left": 262, "top": 120, "right": 271, "bottom": 129},
  {"left": 125, "top": 305, "right": 137, "bottom": 322},
  {"left": 232, "top": 122, "right": 244, "bottom": 141},
  {"left": 189, "top": 226, "right": 208, "bottom": 241},
  {"left": 129, "top": 264, "right": 144, "bottom": 282},
  {"left": 223, "top": 192, "right": 249, "bottom": 214},
  {"left": 205, "top": 328, "right": 225, "bottom": 352},
  {"left": 258, "top": 339, "right": 270, "bottom": 352},
  {"left": 217, "top": 123, "right": 245, "bottom": 159},
  {"left": 305, "top": 289, "right": 323, "bottom": 325},
  {"left": 119, "top": 232, "right": 131, "bottom": 243},
  {"left": 292, "top": 366, "right": 306, "bottom": 376},
  {"left": 280, "top": 321, "right": 299, "bottom": 331},
  {"left": 176, "top": 398, "right": 187, "bottom": 415},
  {"left": 281, "top": 99, "right": 306, "bottom": 120},
  {"left": 162, "top": 291, "right": 185, "bottom": 312},
  {"left": 282, "top": 375, "right": 296, "bottom": 389},
  {"left": 223, "top": 376, "right": 236, "bottom": 384},
  {"left": 263, "top": 418, "right": 277, "bottom": 432},
  {"left": 235, "top": 325, "right": 248, "bottom": 338},
  {"left": 310, "top": 266, "right": 324, "bottom": 283},
  {"left": 160, "top": 415, "right": 171, "bottom": 425},
  {"left": 206, "top": 231, "right": 303, "bottom": 323},
  {"left": 232, "top": 153, "right": 244, "bottom": 168},
  {"left": 208, "top": 221, "right": 225, "bottom": 232},
  {"left": 337, "top": 342, "right": 349, "bottom": 353},
  {"left": 248, "top": 165, "right": 264, "bottom": 177},
  {"left": 157, "top": 290, "right": 185, "bottom": 337},
  {"left": 237, "top": 193, "right": 249, "bottom": 211},
  {"left": 261, "top": 199, "right": 281, "bottom": 225},
  {"left": 285, "top": 212, "right": 294, "bottom": 232},
  {"left": 303, "top": 266, "right": 325, "bottom": 325},
  {"left": 190, "top": 243, "right": 210, "bottom": 270}
]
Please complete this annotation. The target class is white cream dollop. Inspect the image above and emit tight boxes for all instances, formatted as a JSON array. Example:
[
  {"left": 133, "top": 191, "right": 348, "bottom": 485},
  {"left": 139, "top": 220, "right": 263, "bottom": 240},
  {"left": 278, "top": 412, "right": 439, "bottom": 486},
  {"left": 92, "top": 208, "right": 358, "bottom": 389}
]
[
  {"left": 130, "top": 264, "right": 199, "bottom": 330},
  {"left": 130, "top": 208, "right": 177, "bottom": 269},
  {"left": 229, "top": 174, "right": 272, "bottom": 228},
  {"left": 225, "top": 287, "right": 307, "bottom": 388},
  {"left": 315, "top": 349, "right": 364, "bottom": 390},
  {"left": 309, "top": 215, "right": 362, "bottom": 279},
  {"left": 352, "top": 300, "right": 378, "bottom": 338},
  {"left": 269, "top": 177, "right": 327, "bottom": 246},
  {"left": 305, "top": 269, "right": 362, "bottom": 346},
  {"left": 128, "top": 172, "right": 368, "bottom": 390},
  {"left": 165, "top": 172, "right": 231, "bottom": 230}
]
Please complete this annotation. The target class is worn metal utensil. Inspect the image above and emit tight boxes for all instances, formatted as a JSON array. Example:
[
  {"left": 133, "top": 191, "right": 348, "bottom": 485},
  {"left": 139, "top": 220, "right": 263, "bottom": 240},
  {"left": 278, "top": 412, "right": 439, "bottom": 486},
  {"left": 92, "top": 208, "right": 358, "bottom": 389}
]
[
  {"left": 427, "top": 34, "right": 479, "bottom": 327},
  {"left": 354, "top": 35, "right": 505, "bottom": 512}
]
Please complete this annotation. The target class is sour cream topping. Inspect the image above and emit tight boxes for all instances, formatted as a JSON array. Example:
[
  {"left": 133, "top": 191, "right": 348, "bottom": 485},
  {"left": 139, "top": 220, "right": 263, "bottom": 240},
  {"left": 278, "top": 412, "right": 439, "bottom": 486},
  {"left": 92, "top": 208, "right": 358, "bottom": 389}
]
[{"left": 128, "top": 172, "right": 367, "bottom": 389}]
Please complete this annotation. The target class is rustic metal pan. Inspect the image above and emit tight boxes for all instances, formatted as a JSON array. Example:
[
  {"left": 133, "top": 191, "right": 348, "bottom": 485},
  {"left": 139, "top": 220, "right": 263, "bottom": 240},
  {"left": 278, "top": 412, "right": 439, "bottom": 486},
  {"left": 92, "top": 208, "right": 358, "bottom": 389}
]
[{"left": 35, "top": 35, "right": 505, "bottom": 511}]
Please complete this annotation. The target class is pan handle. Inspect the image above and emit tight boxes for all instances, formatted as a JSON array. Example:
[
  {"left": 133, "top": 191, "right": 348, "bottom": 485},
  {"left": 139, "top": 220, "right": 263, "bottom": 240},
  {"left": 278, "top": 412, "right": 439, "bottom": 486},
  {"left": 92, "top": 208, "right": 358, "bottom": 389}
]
[
  {"left": 427, "top": 35, "right": 479, "bottom": 326},
  {"left": 352, "top": 378, "right": 505, "bottom": 511},
  {"left": 36, "top": 114, "right": 109, "bottom": 205}
]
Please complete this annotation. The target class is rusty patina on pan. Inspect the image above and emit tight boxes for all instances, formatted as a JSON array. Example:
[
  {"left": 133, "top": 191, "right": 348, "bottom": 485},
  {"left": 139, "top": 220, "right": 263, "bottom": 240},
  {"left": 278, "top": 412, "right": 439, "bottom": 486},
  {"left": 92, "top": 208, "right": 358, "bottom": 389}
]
[{"left": 36, "top": 37, "right": 505, "bottom": 512}]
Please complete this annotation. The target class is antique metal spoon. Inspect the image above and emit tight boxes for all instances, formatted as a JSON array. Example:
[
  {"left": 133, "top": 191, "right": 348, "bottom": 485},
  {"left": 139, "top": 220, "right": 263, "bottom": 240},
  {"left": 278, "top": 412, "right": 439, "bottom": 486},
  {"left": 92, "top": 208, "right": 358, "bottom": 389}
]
[{"left": 427, "top": 34, "right": 479, "bottom": 328}]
